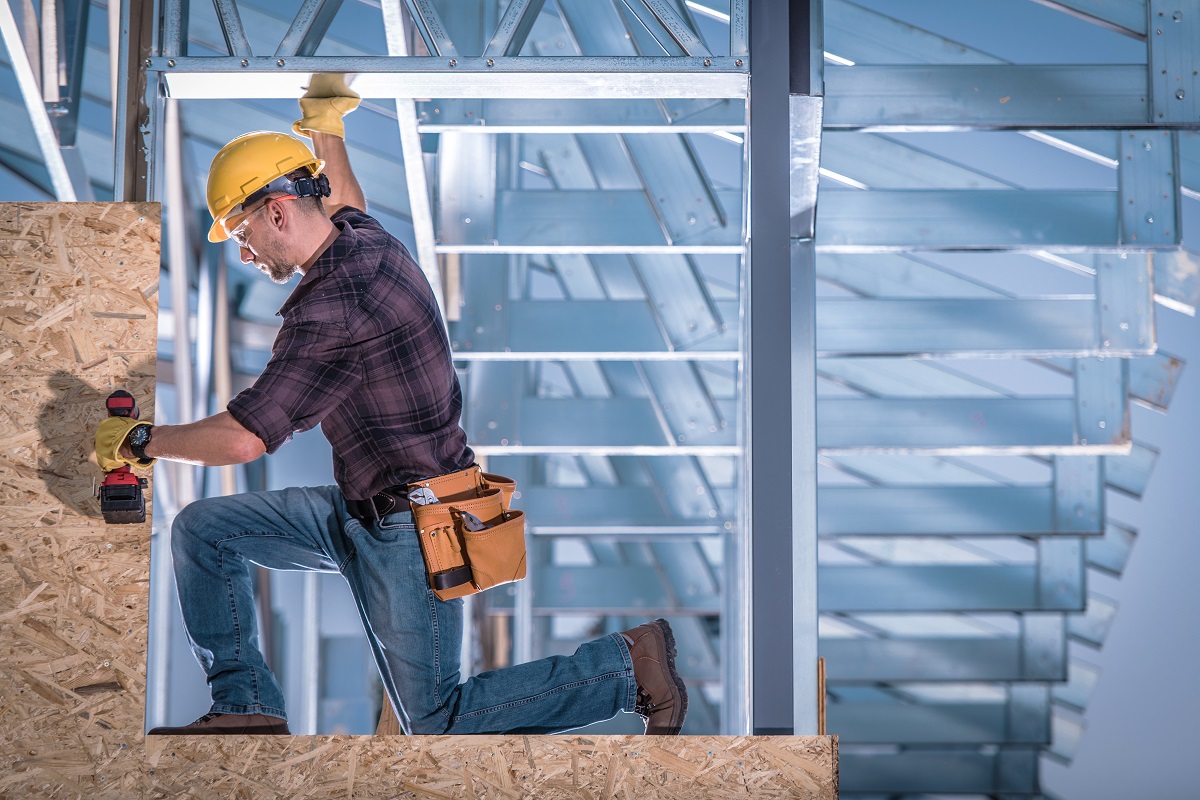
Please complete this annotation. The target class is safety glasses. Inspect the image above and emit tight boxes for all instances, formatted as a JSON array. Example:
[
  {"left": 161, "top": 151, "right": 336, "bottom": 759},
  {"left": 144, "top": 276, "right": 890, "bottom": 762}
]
[{"left": 224, "top": 195, "right": 299, "bottom": 247}]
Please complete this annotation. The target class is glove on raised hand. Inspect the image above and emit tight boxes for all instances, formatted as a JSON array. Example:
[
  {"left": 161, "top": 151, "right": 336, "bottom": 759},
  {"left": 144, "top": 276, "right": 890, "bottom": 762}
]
[
  {"left": 292, "top": 73, "right": 360, "bottom": 139},
  {"left": 94, "top": 417, "right": 156, "bottom": 472}
]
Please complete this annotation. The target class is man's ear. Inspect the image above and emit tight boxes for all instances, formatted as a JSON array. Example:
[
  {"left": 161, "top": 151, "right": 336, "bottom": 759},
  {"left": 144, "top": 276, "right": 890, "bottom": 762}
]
[{"left": 267, "top": 197, "right": 291, "bottom": 233}]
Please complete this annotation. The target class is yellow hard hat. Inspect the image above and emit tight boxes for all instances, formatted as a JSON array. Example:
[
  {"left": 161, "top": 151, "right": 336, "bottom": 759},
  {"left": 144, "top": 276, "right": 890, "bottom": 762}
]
[{"left": 206, "top": 131, "right": 325, "bottom": 242}]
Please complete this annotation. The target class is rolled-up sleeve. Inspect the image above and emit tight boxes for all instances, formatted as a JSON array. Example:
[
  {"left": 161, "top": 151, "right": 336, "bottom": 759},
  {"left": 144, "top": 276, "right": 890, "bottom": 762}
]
[{"left": 227, "top": 320, "right": 362, "bottom": 454}]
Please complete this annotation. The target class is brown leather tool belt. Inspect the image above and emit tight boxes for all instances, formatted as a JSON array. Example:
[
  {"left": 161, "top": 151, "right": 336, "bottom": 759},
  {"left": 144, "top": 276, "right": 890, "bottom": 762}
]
[
  {"left": 408, "top": 465, "right": 527, "bottom": 601},
  {"left": 345, "top": 466, "right": 527, "bottom": 600},
  {"left": 343, "top": 462, "right": 525, "bottom": 599}
]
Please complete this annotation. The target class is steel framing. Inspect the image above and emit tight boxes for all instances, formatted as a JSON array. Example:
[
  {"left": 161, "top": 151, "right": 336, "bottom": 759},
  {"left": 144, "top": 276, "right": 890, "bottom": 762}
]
[{"left": 0, "top": 0, "right": 1195, "bottom": 787}]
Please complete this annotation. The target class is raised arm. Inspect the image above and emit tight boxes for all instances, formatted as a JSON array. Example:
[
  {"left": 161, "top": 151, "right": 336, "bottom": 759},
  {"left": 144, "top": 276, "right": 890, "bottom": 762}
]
[
  {"left": 292, "top": 73, "right": 365, "bottom": 217},
  {"left": 311, "top": 131, "right": 367, "bottom": 217}
]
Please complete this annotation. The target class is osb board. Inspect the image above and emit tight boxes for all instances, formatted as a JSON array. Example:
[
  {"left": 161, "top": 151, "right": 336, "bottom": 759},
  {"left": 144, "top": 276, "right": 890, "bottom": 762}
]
[
  {"left": 0, "top": 202, "right": 159, "bottom": 798},
  {"left": 139, "top": 734, "right": 837, "bottom": 799},
  {"left": 0, "top": 202, "right": 838, "bottom": 799}
]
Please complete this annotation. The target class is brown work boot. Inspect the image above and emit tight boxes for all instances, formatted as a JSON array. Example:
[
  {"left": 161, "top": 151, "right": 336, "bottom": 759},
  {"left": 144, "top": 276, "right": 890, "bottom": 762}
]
[
  {"left": 622, "top": 618, "right": 688, "bottom": 735},
  {"left": 147, "top": 712, "right": 290, "bottom": 735}
]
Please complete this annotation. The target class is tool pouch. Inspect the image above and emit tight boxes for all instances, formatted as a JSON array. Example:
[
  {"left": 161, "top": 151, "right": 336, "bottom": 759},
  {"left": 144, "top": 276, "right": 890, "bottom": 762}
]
[{"left": 409, "top": 466, "right": 527, "bottom": 601}]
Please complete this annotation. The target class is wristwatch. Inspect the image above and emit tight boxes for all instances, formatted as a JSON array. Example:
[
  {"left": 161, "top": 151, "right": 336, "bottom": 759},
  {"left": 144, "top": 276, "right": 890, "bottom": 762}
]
[{"left": 127, "top": 424, "right": 154, "bottom": 464}]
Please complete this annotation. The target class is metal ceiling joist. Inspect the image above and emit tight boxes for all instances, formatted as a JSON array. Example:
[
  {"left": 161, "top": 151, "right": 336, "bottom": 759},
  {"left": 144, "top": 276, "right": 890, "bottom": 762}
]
[
  {"left": 839, "top": 749, "right": 1039, "bottom": 795},
  {"left": 416, "top": 98, "right": 745, "bottom": 133},
  {"left": 1029, "top": 0, "right": 1149, "bottom": 38},
  {"left": 149, "top": 57, "right": 749, "bottom": 100},
  {"left": 619, "top": 0, "right": 711, "bottom": 57},
  {"left": 483, "top": 0, "right": 547, "bottom": 58},
  {"left": 212, "top": 0, "right": 253, "bottom": 58},
  {"left": 818, "top": 188, "right": 1179, "bottom": 251},
  {"left": 0, "top": 0, "right": 76, "bottom": 199},
  {"left": 1148, "top": 0, "right": 1200, "bottom": 123},
  {"left": 464, "top": 394, "right": 1131, "bottom": 455},
  {"left": 828, "top": 697, "right": 1049, "bottom": 745},
  {"left": 823, "top": 620, "right": 1067, "bottom": 683},
  {"left": 818, "top": 485, "right": 1098, "bottom": 536},
  {"left": 821, "top": 565, "right": 1083, "bottom": 613},
  {"left": 448, "top": 296, "right": 1153, "bottom": 359},
  {"left": 382, "top": 0, "right": 443, "bottom": 316},
  {"left": 275, "top": 0, "right": 344, "bottom": 58}
]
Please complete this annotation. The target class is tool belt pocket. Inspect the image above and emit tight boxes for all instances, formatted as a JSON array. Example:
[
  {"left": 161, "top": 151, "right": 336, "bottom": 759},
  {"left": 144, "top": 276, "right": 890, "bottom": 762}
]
[{"left": 410, "top": 466, "right": 527, "bottom": 601}]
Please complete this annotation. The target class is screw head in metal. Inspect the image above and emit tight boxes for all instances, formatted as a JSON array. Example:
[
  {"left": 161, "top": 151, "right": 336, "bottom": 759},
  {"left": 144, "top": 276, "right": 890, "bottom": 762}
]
[
  {"left": 735, "top": 59, "right": 743, "bottom": 67},
  {"left": 486, "top": 59, "right": 494, "bottom": 67},
  {"left": 277, "top": 58, "right": 286, "bottom": 66},
  {"left": 703, "top": 58, "right": 712, "bottom": 67},
  {"left": 241, "top": 59, "right": 249, "bottom": 67},
  {"left": 167, "top": 59, "right": 175, "bottom": 67},
  {"left": 144, "top": 58, "right": 152, "bottom": 66},
  {"left": 449, "top": 58, "right": 457, "bottom": 67},
  {"left": 1173, "top": 10, "right": 1183, "bottom": 21},
  {"left": 1177, "top": 89, "right": 1186, "bottom": 100},
  {"left": 1146, "top": 214, "right": 1155, "bottom": 223}
]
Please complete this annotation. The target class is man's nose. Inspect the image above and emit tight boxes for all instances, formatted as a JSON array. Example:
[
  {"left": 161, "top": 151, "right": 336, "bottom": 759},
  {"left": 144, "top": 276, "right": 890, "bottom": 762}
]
[{"left": 239, "top": 245, "right": 254, "bottom": 264}]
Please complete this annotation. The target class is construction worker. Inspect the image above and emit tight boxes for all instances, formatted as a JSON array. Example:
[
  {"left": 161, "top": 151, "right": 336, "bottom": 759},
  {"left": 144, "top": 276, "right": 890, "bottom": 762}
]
[{"left": 93, "top": 76, "right": 687, "bottom": 736}]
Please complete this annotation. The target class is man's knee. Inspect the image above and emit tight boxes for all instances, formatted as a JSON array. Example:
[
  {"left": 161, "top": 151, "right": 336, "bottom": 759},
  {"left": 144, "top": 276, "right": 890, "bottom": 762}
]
[{"left": 171, "top": 496, "right": 225, "bottom": 554}]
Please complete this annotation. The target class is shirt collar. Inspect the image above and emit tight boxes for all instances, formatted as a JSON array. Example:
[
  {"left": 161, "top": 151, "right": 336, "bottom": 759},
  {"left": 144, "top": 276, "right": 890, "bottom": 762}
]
[{"left": 277, "top": 217, "right": 356, "bottom": 317}]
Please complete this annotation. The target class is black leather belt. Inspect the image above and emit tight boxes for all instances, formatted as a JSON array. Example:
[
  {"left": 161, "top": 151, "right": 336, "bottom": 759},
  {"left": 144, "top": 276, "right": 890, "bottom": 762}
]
[{"left": 345, "top": 486, "right": 410, "bottom": 523}]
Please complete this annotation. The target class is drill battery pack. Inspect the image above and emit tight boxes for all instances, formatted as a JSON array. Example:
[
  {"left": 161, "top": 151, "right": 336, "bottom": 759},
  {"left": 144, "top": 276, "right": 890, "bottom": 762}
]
[{"left": 99, "top": 468, "right": 146, "bottom": 524}]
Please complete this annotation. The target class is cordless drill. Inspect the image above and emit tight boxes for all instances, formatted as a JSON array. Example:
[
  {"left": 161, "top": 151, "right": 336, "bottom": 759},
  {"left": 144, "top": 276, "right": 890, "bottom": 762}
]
[{"left": 98, "top": 390, "right": 148, "bottom": 524}]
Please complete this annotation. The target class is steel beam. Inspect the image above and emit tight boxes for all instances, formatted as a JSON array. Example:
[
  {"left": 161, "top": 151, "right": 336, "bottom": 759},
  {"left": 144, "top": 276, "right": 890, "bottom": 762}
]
[
  {"left": 399, "top": 0, "right": 458, "bottom": 57},
  {"left": 818, "top": 298, "right": 1149, "bottom": 358},
  {"left": 824, "top": 64, "right": 1154, "bottom": 129},
  {"left": 817, "top": 190, "right": 1126, "bottom": 252},
  {"left": 1148, "top": 0, "right": 1200, "bottom": 123},
  {"left": 482, "top": 0, "right": 546, "bottom": 57},
  {"left": 620, "top": 0, "right": 711, "bottom": 58},
  {"left": 818, "top": 485, "right": 1092, "bottom": 536},
  {"left": 212, "top": 0, "right": 253, "bottom": 58},
  {"left": 417, "top": 98, "right": 745, "bottom": 133},
  {"left": 1028, "top": 0, "right": 1148, "bottom": 38},
  {"left": 382, "top": 0, "right": 444, "bottom": 315},
  {"left": 821, "top": 565, "right": 1083, "bottom": 612},
  {"left": 828, "top": 698, "right": 1049, "bottom": 745},
  {"left": 824, "top": 0, "right": 1001, "bottom": 66},
  {"left": 463, "top": 395, "right": 1133, "bottom": 455},
  {"left": 819, "top": 397, "right": 1129, "bottom": 455},
  {"left": 275, "top": 0, "right": 344, "bottom": 58},
  {"left": 437, "top": 189, "right": 742, "bottom": 253},
  {"left": 150, "top": 57, "right": 750, "bottom": 99},
  {"left": 839, "top": 749, "right": 1038, "bottom": 795},
  {"left": 1118, "top": 129, "right": 1182, "bottom": 247},
  {"left": 0, "top": 0, "right": 76, "bottom": 199},
  {"left": 823, "top": 618, "right": 1067, "bottom": 682}
]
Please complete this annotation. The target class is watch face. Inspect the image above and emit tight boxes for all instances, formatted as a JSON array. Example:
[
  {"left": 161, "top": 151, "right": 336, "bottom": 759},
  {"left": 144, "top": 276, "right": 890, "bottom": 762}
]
[{"left": 129, "top": 426, "right": 151, "bottom": 447}]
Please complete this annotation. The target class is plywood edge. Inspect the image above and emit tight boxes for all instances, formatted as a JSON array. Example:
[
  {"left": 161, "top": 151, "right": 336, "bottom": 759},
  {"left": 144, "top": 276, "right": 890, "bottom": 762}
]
[{"left": 141, "top": 734, "right": 838, "bottom": 799}]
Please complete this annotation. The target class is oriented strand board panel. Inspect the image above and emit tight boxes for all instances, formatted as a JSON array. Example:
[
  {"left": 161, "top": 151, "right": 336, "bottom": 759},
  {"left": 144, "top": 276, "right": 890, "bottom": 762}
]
[
  {"left": 142, "top": 735, "right": 838, "bottom": 798},
  {"left": 0, "top": 202, "right": 160, "bottom": 796},
  {"left": 0, "top": 202, "right": 837, "bottom": 799}
]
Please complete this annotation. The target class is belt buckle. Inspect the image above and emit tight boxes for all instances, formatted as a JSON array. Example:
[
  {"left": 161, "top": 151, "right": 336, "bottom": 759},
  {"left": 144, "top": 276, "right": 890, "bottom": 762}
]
[{"left": 373, "top": 491, "right": 398, "bottom": 519}]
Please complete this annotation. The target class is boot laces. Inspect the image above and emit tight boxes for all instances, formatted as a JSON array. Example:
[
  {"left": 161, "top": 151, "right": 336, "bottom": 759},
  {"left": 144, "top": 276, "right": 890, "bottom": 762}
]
[{"left": 635, "top": 686, "right": 663, "bottom": 716}]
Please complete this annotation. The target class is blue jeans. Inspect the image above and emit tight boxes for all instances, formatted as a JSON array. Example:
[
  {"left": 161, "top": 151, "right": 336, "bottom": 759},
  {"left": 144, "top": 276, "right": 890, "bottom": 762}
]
[{"left": 170, "top": 485, "right": 638, "bottom": 733}]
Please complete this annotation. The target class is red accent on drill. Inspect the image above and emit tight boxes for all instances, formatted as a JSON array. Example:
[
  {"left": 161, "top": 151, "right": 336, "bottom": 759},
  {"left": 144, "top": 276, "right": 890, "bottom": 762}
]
[{"left": 99, "top": 390, "right": 147, "bottom": 524}]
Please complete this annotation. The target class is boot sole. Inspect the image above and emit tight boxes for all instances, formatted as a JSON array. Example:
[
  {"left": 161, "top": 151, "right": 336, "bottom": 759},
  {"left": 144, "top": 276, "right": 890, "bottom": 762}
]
[{"left": 649, "top": 618, "right": 689, "bottom": 734}]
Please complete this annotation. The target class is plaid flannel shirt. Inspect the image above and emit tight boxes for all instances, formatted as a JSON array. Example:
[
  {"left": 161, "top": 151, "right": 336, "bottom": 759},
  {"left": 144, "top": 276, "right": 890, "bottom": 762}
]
[{"left": 228, "top": 207, "right": 474, "bottom": 500}]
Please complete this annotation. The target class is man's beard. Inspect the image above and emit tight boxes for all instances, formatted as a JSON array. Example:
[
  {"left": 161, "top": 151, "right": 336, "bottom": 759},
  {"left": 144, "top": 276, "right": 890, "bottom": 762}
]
[{"left": 254, "top": 240, "right": 299, "bottom": 284}]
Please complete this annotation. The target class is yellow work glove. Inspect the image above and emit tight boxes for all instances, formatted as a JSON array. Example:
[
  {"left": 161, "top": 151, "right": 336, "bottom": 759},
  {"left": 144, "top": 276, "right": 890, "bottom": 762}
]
[
  {"left": 292, "top": 73, "right": 360, "bottom": 139},
  {"left": 94, "top": 418, "right": 157, "bottom": 472}
]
